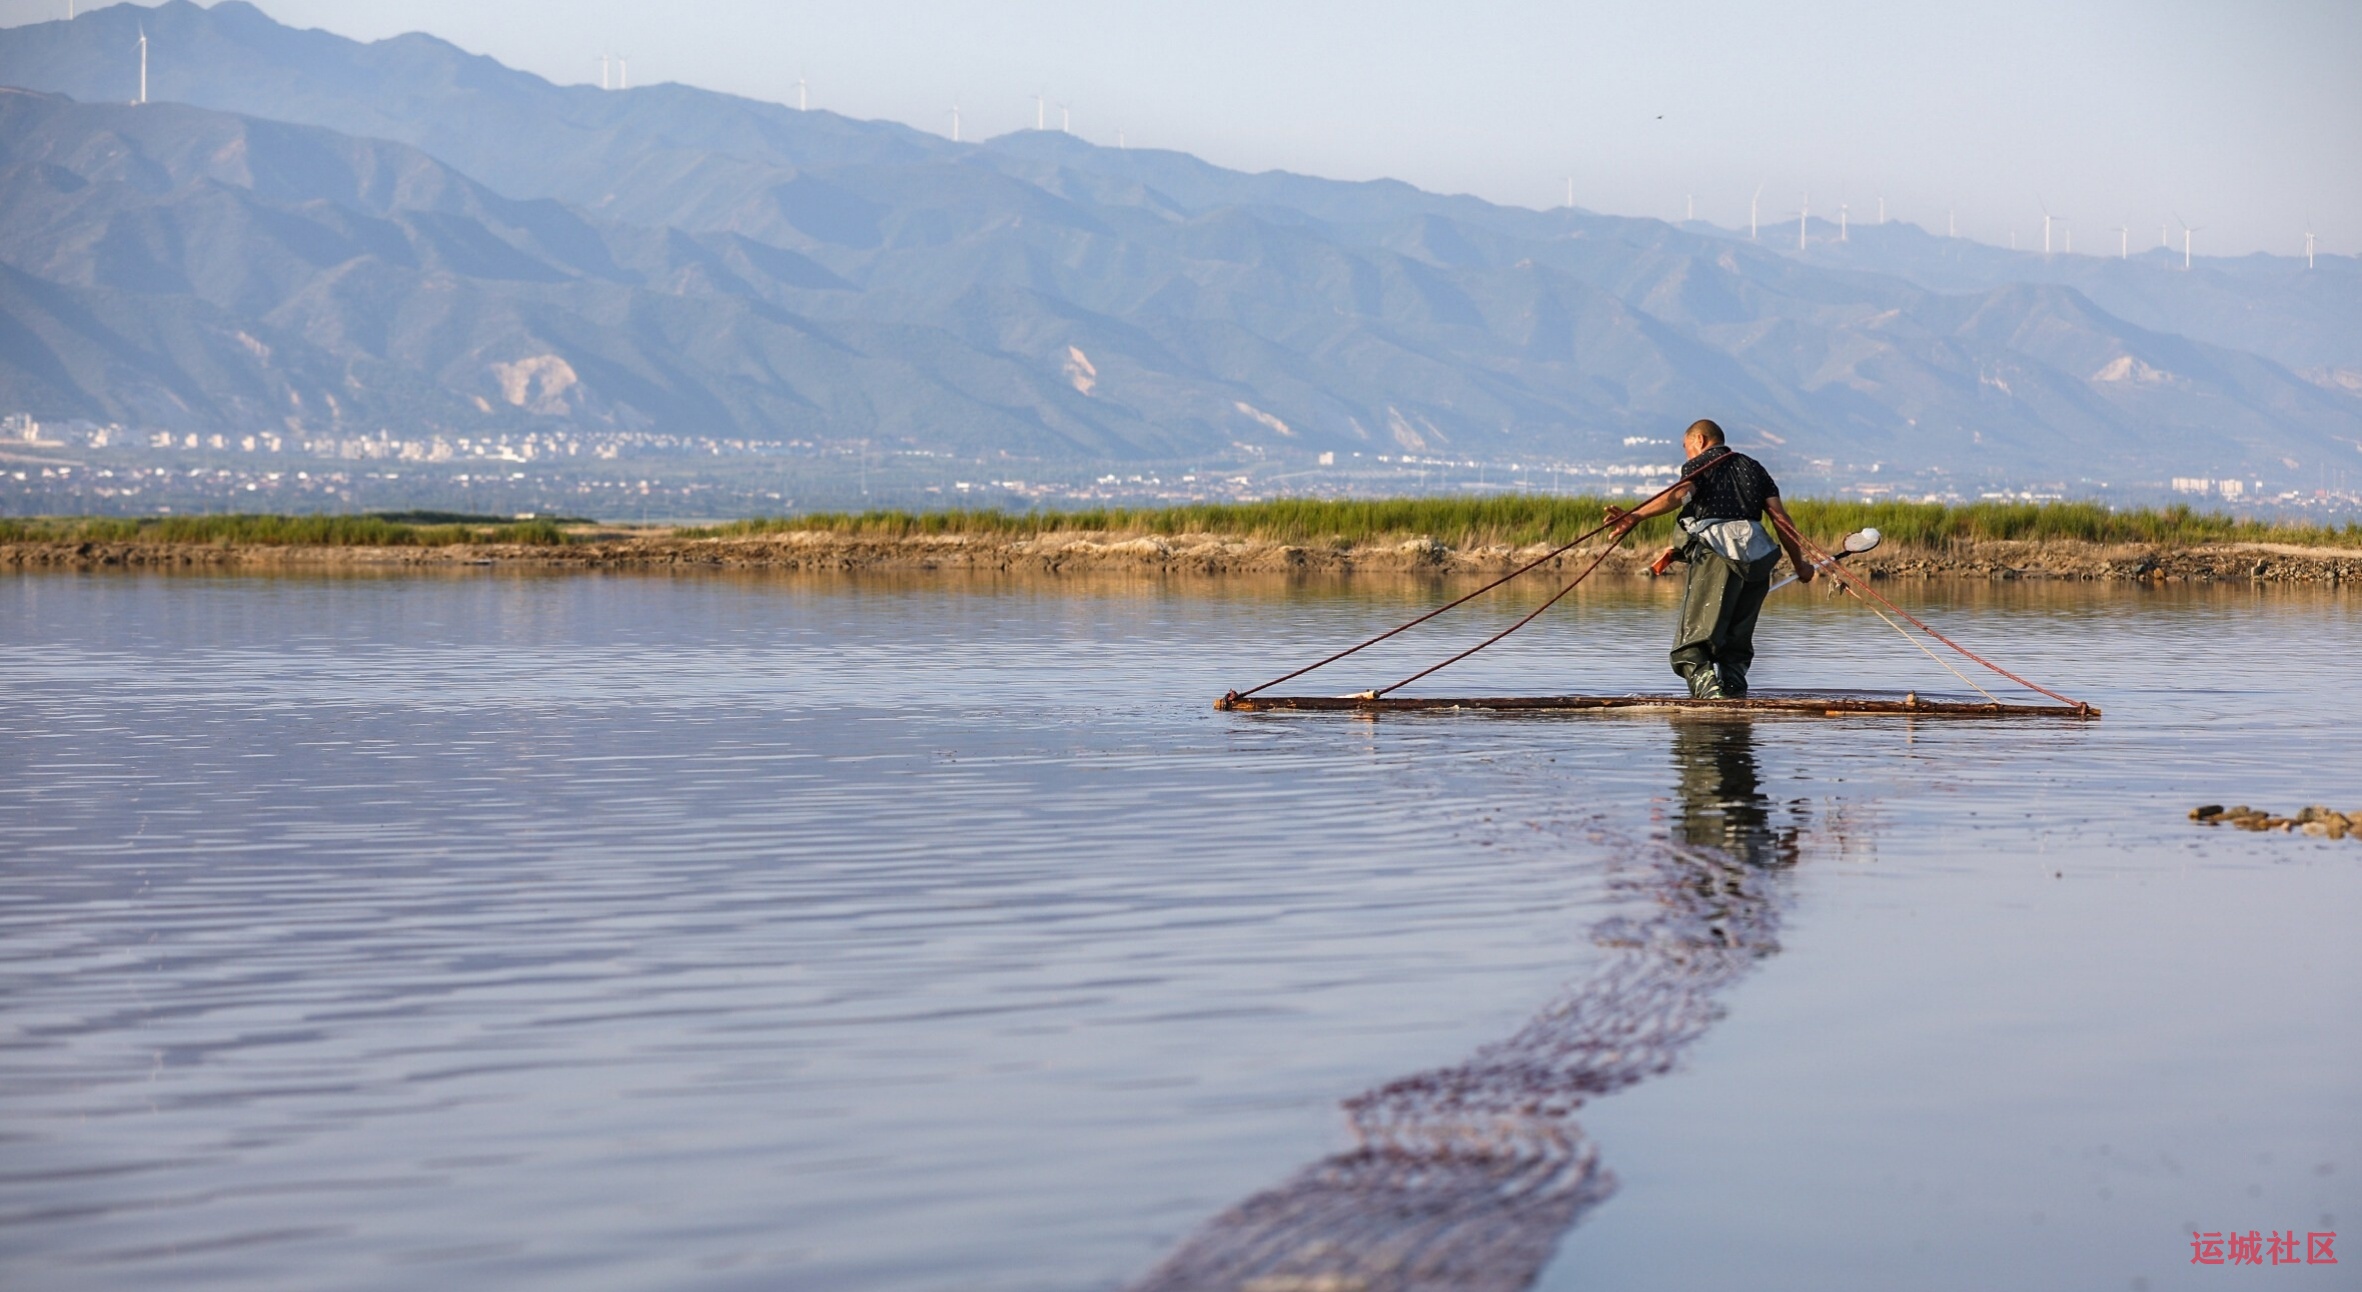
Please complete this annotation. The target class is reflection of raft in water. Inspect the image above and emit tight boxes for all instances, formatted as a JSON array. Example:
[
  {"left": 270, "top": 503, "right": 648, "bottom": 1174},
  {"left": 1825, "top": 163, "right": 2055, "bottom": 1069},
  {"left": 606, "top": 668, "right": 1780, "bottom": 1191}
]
[{"left": 1217, "top": 690, "right": 2099, "bottom": 718}]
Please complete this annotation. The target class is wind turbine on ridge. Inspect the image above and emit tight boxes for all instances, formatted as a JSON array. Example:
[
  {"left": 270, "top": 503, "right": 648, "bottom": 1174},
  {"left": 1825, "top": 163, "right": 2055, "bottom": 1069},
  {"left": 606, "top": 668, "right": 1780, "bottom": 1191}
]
[
  {"left": 1798, "top": 192, "right": 1809, "bottom": 251},
  {"left": 2109, "top": 226, "right": 2128, "bottom": 259},
  {"left": 948, "top": 103, "right": 962, "bottom": 142},
  {"left": 1750, "top": 182, "right": 1763, "bottom": 240},
  {"left": 2305, "top": 218, "right": 2316, "bottom": 269},
  {"left": 136, "top": 22, "right": 146, "bottom": 105},
  {"left": 1033, "top": 91, "right": 1046, "bottom": 131},
  {"left": 2174, "top": 213, "right": 2201, "bottom": 270},
  {"left": 796, "top": 70, "right": 809, "bottom": 110},
  {"left": 2038, "top": 197, "right": 2055, "bottom": 257}
]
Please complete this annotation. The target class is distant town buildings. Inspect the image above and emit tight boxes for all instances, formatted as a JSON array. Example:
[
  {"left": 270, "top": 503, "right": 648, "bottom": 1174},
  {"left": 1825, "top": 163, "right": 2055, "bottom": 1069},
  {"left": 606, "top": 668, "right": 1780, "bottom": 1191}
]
[
  {"left": 2173, "top": 477, "right": 2253, "bottom": 501},
  {"left": 3, "top": 412, "right": 61, "bottom": 446},
  {"left": 4, "top": 408, "right": 2355, "bottom": 517}
]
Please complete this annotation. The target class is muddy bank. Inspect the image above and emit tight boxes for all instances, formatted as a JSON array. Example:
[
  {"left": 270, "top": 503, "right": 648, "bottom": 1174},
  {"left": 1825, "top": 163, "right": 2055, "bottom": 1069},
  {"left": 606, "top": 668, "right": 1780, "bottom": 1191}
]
[{"left": 3, "top": 530, "right": 2357, "bottom": 584}]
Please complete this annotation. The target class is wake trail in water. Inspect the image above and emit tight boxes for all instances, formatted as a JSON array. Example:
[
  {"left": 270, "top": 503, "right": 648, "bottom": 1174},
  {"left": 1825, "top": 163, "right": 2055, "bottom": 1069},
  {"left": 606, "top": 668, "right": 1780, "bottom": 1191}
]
[{"left": 1130, "top": 721, "right": 1795, "bottom": 1291}]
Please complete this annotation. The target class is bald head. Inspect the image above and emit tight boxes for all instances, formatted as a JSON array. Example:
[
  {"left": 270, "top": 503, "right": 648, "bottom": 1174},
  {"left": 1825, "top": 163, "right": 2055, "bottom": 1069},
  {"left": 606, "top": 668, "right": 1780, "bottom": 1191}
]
[{"left": 1683, "top": 419, "right": 1726, "bottom": 455}]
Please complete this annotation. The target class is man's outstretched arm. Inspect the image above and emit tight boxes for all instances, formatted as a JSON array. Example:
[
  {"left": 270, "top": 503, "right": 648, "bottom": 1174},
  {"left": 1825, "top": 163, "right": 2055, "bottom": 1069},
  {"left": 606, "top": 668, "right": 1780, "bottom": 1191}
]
[
  {"left": 1604, "top": 484, "right": 1690, "bottom": 539},
  {"left": 1763, "top": 495, "right": 1812, "bottom": 582}
]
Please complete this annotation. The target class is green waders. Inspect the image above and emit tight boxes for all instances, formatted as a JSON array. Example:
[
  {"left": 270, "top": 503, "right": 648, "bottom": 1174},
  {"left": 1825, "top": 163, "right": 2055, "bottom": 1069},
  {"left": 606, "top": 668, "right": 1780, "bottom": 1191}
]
[{"left": 1670, "top": 546, "right": 1781, "bottom": 698}]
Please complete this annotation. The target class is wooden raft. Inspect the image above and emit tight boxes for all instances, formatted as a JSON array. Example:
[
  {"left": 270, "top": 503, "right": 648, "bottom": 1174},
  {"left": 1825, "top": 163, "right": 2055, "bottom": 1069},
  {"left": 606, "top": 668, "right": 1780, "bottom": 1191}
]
[{"left": 1215, "top": 692, "right": 2099, "bottom": 718}]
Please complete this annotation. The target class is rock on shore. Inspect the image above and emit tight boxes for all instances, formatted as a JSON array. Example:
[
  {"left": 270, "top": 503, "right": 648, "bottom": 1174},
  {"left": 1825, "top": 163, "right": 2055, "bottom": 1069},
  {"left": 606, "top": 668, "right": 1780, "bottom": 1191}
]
[{"left": 2191, "top": 803, "right": 2362, "bottom": 837}]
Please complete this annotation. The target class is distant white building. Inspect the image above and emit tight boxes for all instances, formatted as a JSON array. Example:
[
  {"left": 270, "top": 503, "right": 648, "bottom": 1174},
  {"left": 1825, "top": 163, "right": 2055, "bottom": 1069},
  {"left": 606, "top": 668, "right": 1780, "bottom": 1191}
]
[
  {"left": 2172, "top": 477, "right": 2253, "bottom": 501},
  {"left": 2, "top": 413, "right": 68, "bottom": 447}
]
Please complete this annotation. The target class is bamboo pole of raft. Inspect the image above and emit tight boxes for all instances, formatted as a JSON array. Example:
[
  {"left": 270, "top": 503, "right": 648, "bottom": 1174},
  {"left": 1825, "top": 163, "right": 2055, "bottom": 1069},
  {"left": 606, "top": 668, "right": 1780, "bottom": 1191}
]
[{"left": 1215, "top": 694, "right": 2100, "bottom": 718}]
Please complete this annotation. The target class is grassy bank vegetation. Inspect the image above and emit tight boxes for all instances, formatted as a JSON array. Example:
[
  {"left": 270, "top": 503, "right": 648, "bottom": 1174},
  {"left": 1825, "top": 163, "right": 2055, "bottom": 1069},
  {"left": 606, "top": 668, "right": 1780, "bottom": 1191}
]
[
  {"left": 0, "top": 513, "right": 571, "bottom": 546},
  {"left": 683, "top": 498, "right": 2362, "bottom": 550},
  {"left": 7, "top": 499, "right": 2357, "bottom": 551}
]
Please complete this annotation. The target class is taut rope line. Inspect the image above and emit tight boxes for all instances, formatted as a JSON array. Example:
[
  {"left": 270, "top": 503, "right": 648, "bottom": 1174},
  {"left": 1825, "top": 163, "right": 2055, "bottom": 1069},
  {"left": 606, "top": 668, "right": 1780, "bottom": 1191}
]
[
  {"left": 1851, "top": 595, "right": 2004, "bottom": 704},
  {"left": 1763, "top": 510, "right": 2090, "bottom": 712},
  {"left": 1368, "top": 525, "right": 1637, "bottom": 697},
  {"left": 1219, "top": 455, "right": 2089, "bottom": 714},
  {"left": 1222, "top": 455, "right": 1738, "bottom": 705}
]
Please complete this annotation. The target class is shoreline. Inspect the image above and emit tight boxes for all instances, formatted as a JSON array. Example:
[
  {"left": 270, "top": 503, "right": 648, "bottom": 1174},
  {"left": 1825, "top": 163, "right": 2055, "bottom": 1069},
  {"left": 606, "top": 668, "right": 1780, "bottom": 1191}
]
[{"left": 3, "top": 531, "right": 2355, "bottom": 584}]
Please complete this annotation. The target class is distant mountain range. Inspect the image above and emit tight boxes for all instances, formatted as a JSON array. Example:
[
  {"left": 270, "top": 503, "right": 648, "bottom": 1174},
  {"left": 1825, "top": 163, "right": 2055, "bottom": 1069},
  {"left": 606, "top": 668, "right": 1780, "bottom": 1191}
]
[{"left": 2, "top": 0, "right": 2357, "bottom": 491}]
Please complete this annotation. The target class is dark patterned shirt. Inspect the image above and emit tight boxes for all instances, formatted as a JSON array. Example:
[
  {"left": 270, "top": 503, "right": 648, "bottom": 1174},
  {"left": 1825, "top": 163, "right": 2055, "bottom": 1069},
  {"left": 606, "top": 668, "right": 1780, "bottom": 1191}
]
[{"left": 1677, "top": 445, "right": 1779, "bottom": 525}]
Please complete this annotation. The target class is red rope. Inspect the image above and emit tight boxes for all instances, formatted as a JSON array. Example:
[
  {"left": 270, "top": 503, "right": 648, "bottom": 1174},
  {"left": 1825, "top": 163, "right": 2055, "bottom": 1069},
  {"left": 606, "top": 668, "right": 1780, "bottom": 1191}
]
[
  {"left": 1371, "top": 525, "right": 1636, "bottom": 696},
  {"left": 1225, "top": 451, "right": 2086, "bottom": 713},
  {"left": 1227, "top": 455, "right": 1735, "bottom": 701},
  {"left": 1765, "top": 512, "right": 2092, "bottom": 712}
]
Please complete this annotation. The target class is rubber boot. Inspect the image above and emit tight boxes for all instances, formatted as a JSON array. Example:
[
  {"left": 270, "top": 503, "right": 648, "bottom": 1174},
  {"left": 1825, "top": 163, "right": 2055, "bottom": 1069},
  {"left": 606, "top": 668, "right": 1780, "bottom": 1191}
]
[
  {"left": 1674, "top": 656, "right": 1726, "bottom": 700},
  {"left": 1719, "top": 665, "right": 1749, "bottom": 699}
]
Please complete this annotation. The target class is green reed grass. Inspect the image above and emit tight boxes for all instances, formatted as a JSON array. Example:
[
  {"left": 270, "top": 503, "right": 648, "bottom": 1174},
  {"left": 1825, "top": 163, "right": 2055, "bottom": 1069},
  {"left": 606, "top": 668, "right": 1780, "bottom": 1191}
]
[
  {"left": 0, "top": 514, "right": 570, "bottom": 546},
  {"left": 678, "top": 498, "right": 2362, "bottom": 550},
  {"left": 8, "top": 500, "right": 2353, "bottom": 551},
  {"left": 683, "top": 498, "right": 1658, "bottom": 545}
]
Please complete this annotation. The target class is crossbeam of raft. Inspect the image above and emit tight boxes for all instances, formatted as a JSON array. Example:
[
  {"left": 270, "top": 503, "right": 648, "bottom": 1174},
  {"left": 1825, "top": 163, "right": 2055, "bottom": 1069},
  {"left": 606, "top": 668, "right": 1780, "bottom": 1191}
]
[{"left": 1216, "top": 693, "right": 2099, "bottom": 718}]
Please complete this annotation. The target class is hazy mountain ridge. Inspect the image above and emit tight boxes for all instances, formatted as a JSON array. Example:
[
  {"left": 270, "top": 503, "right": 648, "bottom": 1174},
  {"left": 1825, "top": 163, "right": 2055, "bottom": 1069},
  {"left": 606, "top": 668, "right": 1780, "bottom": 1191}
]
[
  {"left": 1731, "top": 216, "right": 2362, "bottom": 379},
  {"left": 1, "top": 0, "right": 2355, "bottom": 491}
]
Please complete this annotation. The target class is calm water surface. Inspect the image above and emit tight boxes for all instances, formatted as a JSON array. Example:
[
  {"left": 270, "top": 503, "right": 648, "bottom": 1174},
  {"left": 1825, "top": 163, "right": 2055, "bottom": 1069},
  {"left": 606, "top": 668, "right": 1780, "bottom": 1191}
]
[{"left": 1, "top": 571, "right": 2356, "bottom": 1291}]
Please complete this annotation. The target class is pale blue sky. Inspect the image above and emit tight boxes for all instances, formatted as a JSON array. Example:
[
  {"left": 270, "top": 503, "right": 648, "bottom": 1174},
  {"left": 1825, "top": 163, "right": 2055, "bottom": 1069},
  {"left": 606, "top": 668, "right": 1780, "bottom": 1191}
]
[{"left": 7, "top": 0, "right": 2357, "bottom": 256}]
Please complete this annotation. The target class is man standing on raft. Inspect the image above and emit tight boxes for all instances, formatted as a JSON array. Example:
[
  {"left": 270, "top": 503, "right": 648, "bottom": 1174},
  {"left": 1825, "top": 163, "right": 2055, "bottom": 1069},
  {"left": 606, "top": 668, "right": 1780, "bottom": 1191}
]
[{"left": 1604, "top": 419, "right": 1813, "bottom": 700}]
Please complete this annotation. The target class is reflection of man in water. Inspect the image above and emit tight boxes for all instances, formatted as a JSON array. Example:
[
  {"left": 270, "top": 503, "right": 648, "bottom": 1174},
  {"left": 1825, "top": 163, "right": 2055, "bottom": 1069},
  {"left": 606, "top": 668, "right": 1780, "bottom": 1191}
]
[
  {"left": 1671, "top": 718, "right": 1797, "bottom": 873},
  {"left": 1605, "top": 419, "right": 1814, "bottom": 700}
]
